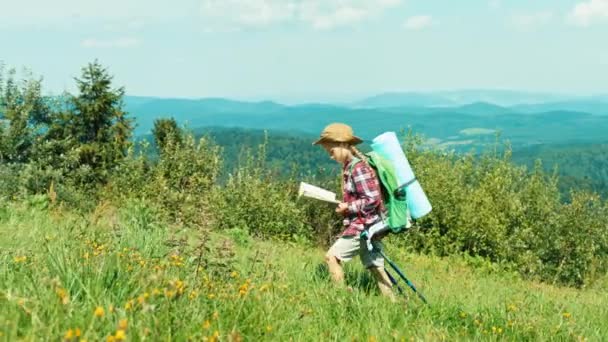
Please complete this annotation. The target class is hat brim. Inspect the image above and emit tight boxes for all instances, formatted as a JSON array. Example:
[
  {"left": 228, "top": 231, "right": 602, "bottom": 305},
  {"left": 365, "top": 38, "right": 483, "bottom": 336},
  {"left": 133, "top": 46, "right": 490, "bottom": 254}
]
[{"left": 312, "top": 136, "right": 363, "bottom": 146}]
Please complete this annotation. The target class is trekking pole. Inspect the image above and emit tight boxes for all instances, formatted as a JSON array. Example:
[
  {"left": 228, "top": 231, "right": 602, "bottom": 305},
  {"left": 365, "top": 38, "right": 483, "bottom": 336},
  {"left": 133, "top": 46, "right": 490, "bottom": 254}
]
[
  {"left": 361, "top": 230, "right": 428, "bottom": 304},
  {"left": 384, "top": 268, "right": 404, "bottom": 295},
  {"left": 378, "top": 249, "right": 428, "bottom": 304}
]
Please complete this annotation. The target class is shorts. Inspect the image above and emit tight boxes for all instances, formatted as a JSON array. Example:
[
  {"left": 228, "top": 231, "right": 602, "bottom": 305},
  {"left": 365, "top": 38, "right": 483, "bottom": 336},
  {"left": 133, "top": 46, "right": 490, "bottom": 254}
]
[{"left": 327, "top": 234, "right": 384, "bottom": 269}]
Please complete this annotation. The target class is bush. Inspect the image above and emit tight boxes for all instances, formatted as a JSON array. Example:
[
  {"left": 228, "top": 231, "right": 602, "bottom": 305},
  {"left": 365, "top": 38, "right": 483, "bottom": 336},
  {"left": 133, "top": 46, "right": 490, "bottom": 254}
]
[
  {"left": 211, "top": 144, "right": 311, "bottom": 241},
  {"left": 402, "top": 135, "right": 608, "bottom": 286}
]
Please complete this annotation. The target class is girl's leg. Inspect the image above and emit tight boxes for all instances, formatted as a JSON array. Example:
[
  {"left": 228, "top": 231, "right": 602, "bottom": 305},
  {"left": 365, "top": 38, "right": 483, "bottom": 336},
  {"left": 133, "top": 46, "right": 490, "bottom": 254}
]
[
  {"left": 325, "top": 254, "right": 345, "bottom": 284},
  {"left": 326, "top": 237, "right": 358, "bottom": 285},
  {"left": 369, "top": 267, "right": 397, "bottom": 302}
]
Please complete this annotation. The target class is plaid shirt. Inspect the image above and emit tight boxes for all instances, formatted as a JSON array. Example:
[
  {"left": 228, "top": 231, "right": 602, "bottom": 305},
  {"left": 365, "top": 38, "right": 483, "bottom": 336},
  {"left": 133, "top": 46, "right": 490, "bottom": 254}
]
[{"left": 340, "top": 159, "right": 384, "bottom": 237}]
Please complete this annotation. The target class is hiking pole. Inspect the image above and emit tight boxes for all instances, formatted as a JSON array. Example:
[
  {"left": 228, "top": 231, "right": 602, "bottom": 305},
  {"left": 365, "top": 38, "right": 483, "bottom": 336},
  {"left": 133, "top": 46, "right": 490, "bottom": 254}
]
[
  {"left": 378, "top": 249, "right": 428, "bottom": 304},
  {"left": 384, "top": 268, "right": 404, "bottom": 295},
  {"left": 361, "top": 230, "right": 428, "bottom": 304}
]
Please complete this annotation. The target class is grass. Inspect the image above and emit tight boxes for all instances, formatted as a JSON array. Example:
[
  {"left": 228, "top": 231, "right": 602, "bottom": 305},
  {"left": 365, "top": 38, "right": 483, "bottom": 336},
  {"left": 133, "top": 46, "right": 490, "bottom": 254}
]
[{"left": 1, "top": 200, "right": 607, "bottom": 341}]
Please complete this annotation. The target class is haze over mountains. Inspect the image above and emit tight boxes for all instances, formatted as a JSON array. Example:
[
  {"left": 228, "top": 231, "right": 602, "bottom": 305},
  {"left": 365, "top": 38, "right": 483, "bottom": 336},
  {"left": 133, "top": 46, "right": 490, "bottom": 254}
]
[{"left": 125, "top": 90, "right": 608, "bottom": 151}]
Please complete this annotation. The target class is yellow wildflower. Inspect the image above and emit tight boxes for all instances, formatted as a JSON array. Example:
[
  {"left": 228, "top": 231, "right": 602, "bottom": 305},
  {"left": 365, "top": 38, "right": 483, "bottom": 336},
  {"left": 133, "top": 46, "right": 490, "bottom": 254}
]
[
  {"left": 230, "top": 271, "right": 239, "bottom": 278},
  {"left": 13, "top": 256, "right": 27, "bottom": 263},
  {"left": 118, "top": 319, "right": 128, "bottom": 331},
  {"left": 125, "top": 300, "right": 134, "bottom": 311},
  {"left": 507, "top": 304, "right": 517, "bottom": 312},
  {"left": 164, "top": 289, "right": 176, "bottom": 299},
  {"left": 115, "top": 330, "right": 127, "bottom": 341},
  {"left": 107, "top": 336, "right": 116, "bottom": 342},
  {"left": 56, "top": 288, "right": 70, "bottom": 305},
  {"left": 266, "top": 325, "right": 273, "bottom": 333},
  {"left": 64, "top": 329, "right": 74, "bottom": 340},
  {"left": 203, "top": 320, "right": 211, "bottom": 329},
  {"left": 207, "top": 294, "right": 216, "bottom": 300},
  {"left": 94, "top": 306, "right": 105, "bottom": 318},
  {"left": 213, "top": 311, "right": 219, "bottom": 319},
  {"left": 563, "top": 312, "right": 572, "bottom": 319}
]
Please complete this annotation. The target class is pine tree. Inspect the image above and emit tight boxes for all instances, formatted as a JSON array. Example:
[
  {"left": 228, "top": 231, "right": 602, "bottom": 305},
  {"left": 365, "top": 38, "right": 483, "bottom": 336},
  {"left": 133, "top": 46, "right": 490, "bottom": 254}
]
[
  {"left": 0, "top": 66, "right": 50, "bottom": 163},
  {"left": 152, "top": 117, "right": 183, "bottom": 152},
  {"left": 60, "top": 61, "right": 134, "bottom": 184}
]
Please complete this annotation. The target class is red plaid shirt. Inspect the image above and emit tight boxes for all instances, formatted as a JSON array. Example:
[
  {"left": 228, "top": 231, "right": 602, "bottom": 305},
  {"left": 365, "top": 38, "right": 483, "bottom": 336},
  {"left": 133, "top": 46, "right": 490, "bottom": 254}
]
[{"left": 340, "top": 159, "right": 384, "bottom": 237}]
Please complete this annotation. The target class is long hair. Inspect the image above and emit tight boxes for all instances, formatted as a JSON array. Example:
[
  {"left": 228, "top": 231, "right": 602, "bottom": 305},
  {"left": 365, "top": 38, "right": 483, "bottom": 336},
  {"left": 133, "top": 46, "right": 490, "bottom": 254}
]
[{"left": 349, "top": 145, "right": 369, "bottom": 164}]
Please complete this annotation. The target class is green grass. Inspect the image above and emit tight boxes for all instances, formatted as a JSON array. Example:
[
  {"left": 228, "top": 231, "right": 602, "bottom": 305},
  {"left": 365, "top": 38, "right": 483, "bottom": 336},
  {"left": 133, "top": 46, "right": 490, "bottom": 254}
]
[{"left": 1, "top": 201, "right": 607, "bottom": 341}]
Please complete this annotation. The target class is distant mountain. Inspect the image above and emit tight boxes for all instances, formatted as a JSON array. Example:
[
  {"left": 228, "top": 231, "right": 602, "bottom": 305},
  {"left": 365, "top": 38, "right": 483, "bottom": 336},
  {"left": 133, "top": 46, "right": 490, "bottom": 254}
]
[
  {"left": 124, "top": 96, "right": 286, "bottom": 134},
  {"left": 353, "top": 90, "right": 576, "bottom": 108},
  {"left": 123, "top": 96, "right": 608, "bottom": 150},
  {"left": 436, "top": 89, "right": 573, "bottom": 107},
  {"left": 451, "top": 102, "right": 514, "bottom": 116},
  {"left": 511, "top": 100, "right": 608, "bottom": 115},
  {"left": 354, "top": 92, "right": 456, "bottom": 108}
]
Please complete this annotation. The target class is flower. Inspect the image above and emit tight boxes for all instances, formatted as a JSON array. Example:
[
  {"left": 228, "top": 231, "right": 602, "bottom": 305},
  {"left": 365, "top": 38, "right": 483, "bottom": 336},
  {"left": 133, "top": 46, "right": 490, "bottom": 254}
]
[
  {"left": 56, "top": 288, "right": 70, "bottom": 305},
  {"left": 94, "top": 306, "right": 105, "bottom": 318},
  {"left": 13, "top": 256, "right": 27, "bottom": 263},
  {"left": 203, "top": 320, "right": 211, "bottom": 329},
  {"left": 118, "top": 319, "right": 128, "bottom": 331},
  {"left": 563, "top": 312, "right": 572, "bottom": 319},
  {"left": 64, "top": 329, "right": 74, "bottom": 340},
  {"left": 114, "top": 330, "right": 127, "bottom": 341}
]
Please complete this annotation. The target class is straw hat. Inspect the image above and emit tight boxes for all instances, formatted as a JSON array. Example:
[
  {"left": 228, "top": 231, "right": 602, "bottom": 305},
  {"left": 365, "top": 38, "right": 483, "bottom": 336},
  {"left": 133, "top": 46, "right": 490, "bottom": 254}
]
[{"left": 313, "top": 123, "right": 363, "bottom": 145}]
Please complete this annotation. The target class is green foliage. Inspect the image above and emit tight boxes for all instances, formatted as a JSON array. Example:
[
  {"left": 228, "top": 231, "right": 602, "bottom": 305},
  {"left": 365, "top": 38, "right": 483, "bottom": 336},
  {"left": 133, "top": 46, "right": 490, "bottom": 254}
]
[
  {"left": 0, "top": 66, "right": 50, "bottom": 163},
  {"left": 43, "top": 61, "right": 133, "bottom": 188},
  {"left": 152, "top": 117, "right": 183, "bottom": 152},
  {"left": 211, "top": 141, "right": 311, "bottom": 241},
  {"left": 403, "top": 133, "right": 608, "bottom": 287},
  {"left": 108, "top": 133, "right": 221, "bottom": 228},
  {"left": 1, "top": 204, "right": 607, "bottom": 340},
  {"left": 190, "top": 127, "right": 336, "bottom": 178},
  {"left": 513, "top": 143, "right": 608, "bottom": 200}
]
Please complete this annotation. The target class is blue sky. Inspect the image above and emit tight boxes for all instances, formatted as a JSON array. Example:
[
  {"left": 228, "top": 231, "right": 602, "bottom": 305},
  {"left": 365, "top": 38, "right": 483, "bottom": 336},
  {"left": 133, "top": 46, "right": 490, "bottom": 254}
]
[{"left": 1, "top": 0, "right": 607, "bottom": 102}]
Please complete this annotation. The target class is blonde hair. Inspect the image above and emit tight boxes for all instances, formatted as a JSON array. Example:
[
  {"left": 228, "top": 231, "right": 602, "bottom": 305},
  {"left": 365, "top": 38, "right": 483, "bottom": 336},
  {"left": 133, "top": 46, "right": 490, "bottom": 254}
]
[{"left": 349, "top": 145, "right": 369, "bottom": 164}]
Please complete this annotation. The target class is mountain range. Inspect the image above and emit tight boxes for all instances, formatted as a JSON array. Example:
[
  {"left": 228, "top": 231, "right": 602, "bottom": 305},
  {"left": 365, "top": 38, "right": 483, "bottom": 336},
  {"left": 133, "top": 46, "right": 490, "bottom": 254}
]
[{"left": 124, "top": 91, "right": 608, "bottom": 151}]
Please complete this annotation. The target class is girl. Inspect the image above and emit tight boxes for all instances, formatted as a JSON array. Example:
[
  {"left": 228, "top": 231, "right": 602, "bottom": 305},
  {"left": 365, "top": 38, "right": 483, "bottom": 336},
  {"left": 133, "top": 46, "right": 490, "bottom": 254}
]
[{"left": 313, "top": 123, "right": 395, "bottom": 301}]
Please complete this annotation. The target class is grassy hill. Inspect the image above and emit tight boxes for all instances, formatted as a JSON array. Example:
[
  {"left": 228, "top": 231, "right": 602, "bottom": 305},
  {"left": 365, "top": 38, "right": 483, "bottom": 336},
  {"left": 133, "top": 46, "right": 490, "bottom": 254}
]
[{"left": 1, "top": 202, "right": 606, "bottom": 340}]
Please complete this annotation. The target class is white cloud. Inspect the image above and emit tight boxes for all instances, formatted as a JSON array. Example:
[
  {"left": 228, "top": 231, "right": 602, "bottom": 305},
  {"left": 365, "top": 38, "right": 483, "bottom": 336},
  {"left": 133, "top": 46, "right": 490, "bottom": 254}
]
[
  {"left": 489, "top": 0, "right": 502, "bottom": 10},
  {"left": 403, "top": 15, "right": 434, "bottom": 30},
  {"left": 568, "top": 0, "right": 608, "bottom": 27},
  {"left": 0, "top": 0, "right": 185, "bottom": 28},
  {"left": 199, "top": 0, "right": 403, "bottom": 30},
  {"left": 509, "top": 11, "right": 553, "bottom": 31},
  {"left": 304, "top": 6, "right": 369, "bottom": 30},
  {"left": 81, "top": 37, "right": 141, "bottom": 48}
]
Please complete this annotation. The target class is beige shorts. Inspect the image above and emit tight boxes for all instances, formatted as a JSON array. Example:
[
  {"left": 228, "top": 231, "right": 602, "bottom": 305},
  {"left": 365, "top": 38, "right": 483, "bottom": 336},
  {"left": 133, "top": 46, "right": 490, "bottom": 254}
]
[{"left": 327, "top": 235, "right": 384, "bottom": 269}]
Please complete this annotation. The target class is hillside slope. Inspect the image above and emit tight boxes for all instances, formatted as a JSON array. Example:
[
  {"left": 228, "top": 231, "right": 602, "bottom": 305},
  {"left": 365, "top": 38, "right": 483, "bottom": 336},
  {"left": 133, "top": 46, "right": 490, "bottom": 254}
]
[{"left": 1, "top": 203, "right": 606, "bottom": 341}]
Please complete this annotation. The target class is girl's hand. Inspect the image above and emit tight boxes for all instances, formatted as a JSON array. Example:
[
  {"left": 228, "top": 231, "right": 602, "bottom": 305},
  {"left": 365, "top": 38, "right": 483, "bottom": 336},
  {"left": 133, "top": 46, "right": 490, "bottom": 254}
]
[{"left": 335, "top": 202, "right": 348, "bottom": 215}]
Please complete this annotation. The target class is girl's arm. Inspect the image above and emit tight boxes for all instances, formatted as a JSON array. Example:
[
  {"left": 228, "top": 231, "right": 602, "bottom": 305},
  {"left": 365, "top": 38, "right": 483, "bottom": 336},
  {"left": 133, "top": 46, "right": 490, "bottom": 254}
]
[{"left": 346, "top": 163, "right": 382, "bottom": 215}]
